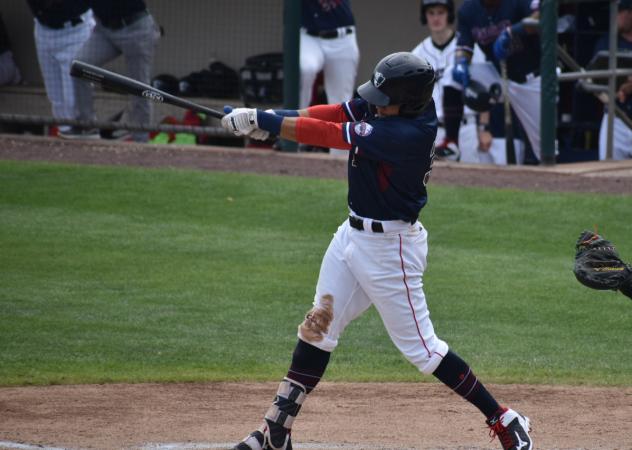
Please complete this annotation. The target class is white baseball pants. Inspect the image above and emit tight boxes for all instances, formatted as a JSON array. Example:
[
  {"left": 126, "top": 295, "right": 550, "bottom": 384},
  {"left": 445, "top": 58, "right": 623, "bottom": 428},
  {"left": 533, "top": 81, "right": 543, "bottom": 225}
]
[
  {"left": 507, "top": 76, "right": 541, "bottom": 161},
  {"left": 34, "top": 10, "right": 94, "bottom": 129},
  {"left": 300, "top": 28, "right": 359, "bottom": 157},
  {"left": 599, "top": 113, "right": 632, "bottom": 160},
  {"left": 300, "top": 218, "right": 449, "bottom": 375}
]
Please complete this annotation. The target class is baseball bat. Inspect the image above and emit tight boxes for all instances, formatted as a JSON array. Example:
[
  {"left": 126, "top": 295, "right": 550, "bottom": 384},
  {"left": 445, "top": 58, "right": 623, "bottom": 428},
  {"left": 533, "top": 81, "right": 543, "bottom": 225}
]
[
  {"left": 500, "top": 60, "right": 516, "bottom": 165},
  {"left": 70, "top": 60, "right": 225, "bottom": 119}
]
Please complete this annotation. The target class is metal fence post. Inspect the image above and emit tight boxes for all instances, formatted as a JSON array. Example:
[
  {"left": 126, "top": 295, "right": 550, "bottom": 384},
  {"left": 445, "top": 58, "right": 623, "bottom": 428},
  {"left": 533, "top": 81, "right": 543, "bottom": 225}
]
[
  {"left": 281, "top": 0, "right": 300, "bottom": 152},
  {"left": 540, "top": 0, "right": 558, "bottom": 166},
  {"left": 606, "top": 0, "right": 618, "bottom": 160}
]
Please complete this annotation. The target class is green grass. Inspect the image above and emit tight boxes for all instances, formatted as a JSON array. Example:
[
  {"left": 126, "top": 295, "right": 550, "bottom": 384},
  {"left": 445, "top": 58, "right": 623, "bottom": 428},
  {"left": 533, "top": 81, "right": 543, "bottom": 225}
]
[{"left": 0, "top": 160, "right": 630, "bottom": 386}]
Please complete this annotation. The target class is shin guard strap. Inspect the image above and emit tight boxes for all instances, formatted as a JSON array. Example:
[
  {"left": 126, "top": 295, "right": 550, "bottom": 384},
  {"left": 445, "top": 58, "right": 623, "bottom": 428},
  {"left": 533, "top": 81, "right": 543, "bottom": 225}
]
[
  {"left": 277, "top": 378, "right": 307, "bottom": 404},
  {"left": 264, "top": 378, "right": 307, "bottom": 430},
  {"left": 265, "top": 404, "right": 296, "bottom": 429}
]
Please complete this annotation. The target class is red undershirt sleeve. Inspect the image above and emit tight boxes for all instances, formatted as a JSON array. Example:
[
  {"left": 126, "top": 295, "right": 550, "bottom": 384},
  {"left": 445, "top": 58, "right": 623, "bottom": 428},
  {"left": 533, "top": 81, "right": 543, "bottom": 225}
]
[
  {"left": 295, "top": 117, "right": 352, "bottom": 150},
  {"left": 306, "top": 104, "right": 348, "bottom": 123}
]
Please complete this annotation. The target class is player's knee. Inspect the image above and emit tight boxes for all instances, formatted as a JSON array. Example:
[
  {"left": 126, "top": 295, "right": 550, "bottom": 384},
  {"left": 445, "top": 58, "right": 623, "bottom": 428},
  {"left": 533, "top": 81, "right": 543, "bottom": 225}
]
[
  {"left": 300, "top": 61, "right": 321, "bottom": 80},
  {"left": 298, "top": 294, "right": 333, "bottom": 344},
  {"left": 416, "top": 340, "right": 450, "bottom": 375}
]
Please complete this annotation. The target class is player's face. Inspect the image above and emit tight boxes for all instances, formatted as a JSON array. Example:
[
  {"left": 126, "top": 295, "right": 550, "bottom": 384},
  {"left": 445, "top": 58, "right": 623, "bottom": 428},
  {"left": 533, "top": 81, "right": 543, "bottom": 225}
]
[
  {"left": 375, "top": 104, "right": 401, "bottom": 117},
  {"left": 617, "top": 10, "right": 632, "bottom": 33},
  {"left": 425, "top": 6, "right": 449, "bottom": 32}
]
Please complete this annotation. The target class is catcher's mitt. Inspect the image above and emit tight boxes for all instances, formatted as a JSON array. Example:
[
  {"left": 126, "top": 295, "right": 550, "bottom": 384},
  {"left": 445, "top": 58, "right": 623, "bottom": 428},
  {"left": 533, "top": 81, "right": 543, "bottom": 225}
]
[{"left": 573, "top": 230, "right": 632, "bottom": 300}]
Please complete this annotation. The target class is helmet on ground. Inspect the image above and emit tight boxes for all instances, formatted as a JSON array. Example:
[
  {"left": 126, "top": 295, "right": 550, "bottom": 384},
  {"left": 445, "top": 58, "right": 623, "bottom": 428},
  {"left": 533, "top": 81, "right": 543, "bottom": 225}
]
[
  {"left": 357, "top": 52, "right": 436, "bottom": 116},
  {"left": 420, "top": 0, "right": 455, "bottom": 25},
  {"left": 462, "top": 79, "right": 502, "bottom": 112}
]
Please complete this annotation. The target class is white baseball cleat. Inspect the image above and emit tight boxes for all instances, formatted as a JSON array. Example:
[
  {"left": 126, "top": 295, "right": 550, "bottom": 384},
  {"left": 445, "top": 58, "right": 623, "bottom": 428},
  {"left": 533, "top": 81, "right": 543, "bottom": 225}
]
[{"left": 486, "top": 407, "right": 533, "bottom": 450}]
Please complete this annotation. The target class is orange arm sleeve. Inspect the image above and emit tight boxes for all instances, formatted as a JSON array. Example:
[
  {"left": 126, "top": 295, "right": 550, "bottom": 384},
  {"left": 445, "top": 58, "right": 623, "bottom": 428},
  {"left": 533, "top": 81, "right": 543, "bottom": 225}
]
[
  {"left": 305, "top": 104, "right": 348, "bottom": 123},
  {"left": 295, "top": 117, "right": 351, "bottom": 150}
]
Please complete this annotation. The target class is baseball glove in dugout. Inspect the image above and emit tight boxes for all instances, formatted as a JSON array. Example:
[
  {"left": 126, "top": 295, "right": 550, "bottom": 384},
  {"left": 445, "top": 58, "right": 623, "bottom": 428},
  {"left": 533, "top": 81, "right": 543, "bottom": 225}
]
[{"left": 573, "top": 230, "right": 632, "bottom": 300}]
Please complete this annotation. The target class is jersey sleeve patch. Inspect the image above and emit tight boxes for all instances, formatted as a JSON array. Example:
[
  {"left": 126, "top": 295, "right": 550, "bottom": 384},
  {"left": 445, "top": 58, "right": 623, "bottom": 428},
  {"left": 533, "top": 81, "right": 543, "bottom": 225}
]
[{"left": 353, "top": 122, "right": 373, "bottom": 137}]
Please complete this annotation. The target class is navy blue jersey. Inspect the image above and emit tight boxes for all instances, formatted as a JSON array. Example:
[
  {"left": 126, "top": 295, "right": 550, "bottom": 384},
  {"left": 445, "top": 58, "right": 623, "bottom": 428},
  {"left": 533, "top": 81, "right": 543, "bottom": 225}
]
[
  {"left": 27, "top": 0, "right": 90, "bottom": 28},
  {"left": 594, "top": 35, "right": 632, "bottom": 119},
  {"left": 302, "top": 0, "right": 355, "bottom": 32},
  {"left": 89, "top": 0, "right": 147, "bottom": 23},
  {"left": 339, "top": 99, "right": 438, "bottom": 222},
  {"left": 457, "top": 0, "right": 540, "bottom": 83}
]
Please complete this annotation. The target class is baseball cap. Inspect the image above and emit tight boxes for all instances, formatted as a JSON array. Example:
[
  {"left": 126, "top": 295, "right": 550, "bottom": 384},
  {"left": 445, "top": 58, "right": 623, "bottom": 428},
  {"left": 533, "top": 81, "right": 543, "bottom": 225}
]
[{"left": 619, "top": 0, "right": 632, "bottom": 11}]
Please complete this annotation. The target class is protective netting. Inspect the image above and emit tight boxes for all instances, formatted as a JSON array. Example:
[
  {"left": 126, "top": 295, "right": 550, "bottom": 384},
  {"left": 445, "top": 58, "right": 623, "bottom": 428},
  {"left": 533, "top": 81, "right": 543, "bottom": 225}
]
[{"left": 0, "top": 0, "right": 285, "bottom": 144}]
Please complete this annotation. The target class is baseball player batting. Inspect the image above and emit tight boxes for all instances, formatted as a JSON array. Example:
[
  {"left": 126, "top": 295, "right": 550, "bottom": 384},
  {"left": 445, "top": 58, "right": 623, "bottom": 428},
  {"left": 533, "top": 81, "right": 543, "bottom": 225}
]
[
  {"left": 221, "top": 52, "right": 533, "bottom": 450},
  {"left": 453, "top": 0, "right": 541, "bottom": 164}
]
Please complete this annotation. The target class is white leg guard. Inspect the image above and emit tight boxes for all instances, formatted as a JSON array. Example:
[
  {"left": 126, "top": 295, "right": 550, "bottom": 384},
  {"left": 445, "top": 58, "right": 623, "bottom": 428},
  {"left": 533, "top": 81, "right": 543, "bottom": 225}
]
[{"left": 262, "top": 377, "right": 307, "bottom": 450}]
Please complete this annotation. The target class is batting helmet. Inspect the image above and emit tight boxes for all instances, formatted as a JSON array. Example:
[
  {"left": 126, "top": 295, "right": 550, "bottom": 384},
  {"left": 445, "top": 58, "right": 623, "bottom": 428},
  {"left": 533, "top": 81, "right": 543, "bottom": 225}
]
[
  {"left": 420, "top": 0, "right": 455, "bottom": 25},
  {"left": 462, "top": 79, "right": 502, "bottom": 112},
  {"left": 357, "top": 52, "right": 436, "bottom": 116}
]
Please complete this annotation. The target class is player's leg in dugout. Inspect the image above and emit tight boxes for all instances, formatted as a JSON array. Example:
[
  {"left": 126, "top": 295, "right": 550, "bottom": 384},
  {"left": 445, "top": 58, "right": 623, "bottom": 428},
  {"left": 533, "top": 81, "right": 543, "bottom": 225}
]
[
  {"left": 73, "top": 25, "right": 121, "bottom": 123},
  {"left": 109, "top": 14, "right": 161, "bottom": 142},
  {"left": 299, "top": 30, "right": 326, "bottom": 109},
  {"left": 507, "top": 76, "right": 541, "bottom": 162},
  {"left": 35, "top": 12, "right": 93, "bottom": 130},
  {"left": 457, "top": 115, "right": 480, "bottom": 164},
  {"left": 599, "top": 114, "right": 632, "bottom": 160},
  {"left": 321, "top": 31, "right": 359, "bottom": 157}
]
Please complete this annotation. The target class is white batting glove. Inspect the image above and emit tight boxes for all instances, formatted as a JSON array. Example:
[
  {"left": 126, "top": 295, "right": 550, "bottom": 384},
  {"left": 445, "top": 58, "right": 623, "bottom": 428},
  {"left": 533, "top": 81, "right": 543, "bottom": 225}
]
[
  {"left": 245, "top": 109, "right": 275, "bottom": 140},
  {"left": 221, "top": 107, "right": 258, "bottom": 136},
  {"left": 248, "top": 129, "right": 270, "bottom": 141}
]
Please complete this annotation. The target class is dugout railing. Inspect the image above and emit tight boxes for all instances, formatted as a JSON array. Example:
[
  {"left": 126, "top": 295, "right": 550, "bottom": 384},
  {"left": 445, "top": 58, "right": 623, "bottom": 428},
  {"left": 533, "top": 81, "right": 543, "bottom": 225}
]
[
  {"left": 541, "top": 0, "right": 632, "bottom": 164},
  {"left": 0, "top": 0, "right": 292, "bottom": 145}
]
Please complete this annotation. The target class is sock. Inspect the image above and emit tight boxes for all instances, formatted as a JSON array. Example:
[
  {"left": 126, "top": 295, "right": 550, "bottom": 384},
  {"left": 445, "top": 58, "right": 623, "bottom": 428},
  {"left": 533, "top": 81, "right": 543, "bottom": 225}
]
[
  {"left": 443, "top": 86, "right": 464, "bottom": 143},
  {"left": 432, "top": 350, "right": 503, "bottom": 419},
  {"left": 286, "top": 338, "right": 330, "bottom": 393}
]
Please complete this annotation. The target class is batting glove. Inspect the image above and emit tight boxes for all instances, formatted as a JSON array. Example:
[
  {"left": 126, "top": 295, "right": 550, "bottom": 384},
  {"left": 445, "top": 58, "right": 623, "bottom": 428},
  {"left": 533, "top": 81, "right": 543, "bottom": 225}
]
[
  {"left": 247, "top": 110, "right": 276, "bottom": 141},
  {"left": 248, "top": 129, "right": 270, "bottom": 141},
  {"left": 221, "top": 106, "right": 258, "bottom": 136},
  {"left": 493, "top": 28, "right": 512, "bottom": 61},
  {"left": 452, "top": 57, "right": 470, "bottom": 88}
]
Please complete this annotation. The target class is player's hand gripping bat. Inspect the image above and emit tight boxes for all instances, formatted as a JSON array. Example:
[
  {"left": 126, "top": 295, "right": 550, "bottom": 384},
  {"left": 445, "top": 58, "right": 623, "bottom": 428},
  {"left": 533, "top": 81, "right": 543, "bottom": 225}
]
[{"left": 70, "top": 60, "right": 225, "bottom": 119}]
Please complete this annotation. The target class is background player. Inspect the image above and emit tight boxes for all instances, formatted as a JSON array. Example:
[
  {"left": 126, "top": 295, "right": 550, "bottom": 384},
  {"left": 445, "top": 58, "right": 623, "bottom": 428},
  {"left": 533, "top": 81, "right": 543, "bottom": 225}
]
[
  {"left": 412, "top": 0, "right": 492, "bottom": 163},
  {"left": 221, "top": 52, "right": 532, "bottom": 450},
  {"left": 594, "top": 0, "right": 632, "bottom": 160},
  {"left": 0, "top": 13, "right": 22, "bottom": 87},
  {"left": 300, "top": 0, "right": 360, "bottom": 156},
  {"left": 26, "top": 0, "right": 94, "bottom": 137},
  {"left": 453, "top": 0, "right": 541, "bottom": 164},
  {"left": 62, "top": 0, "right": 161, "bottom": 141}
]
